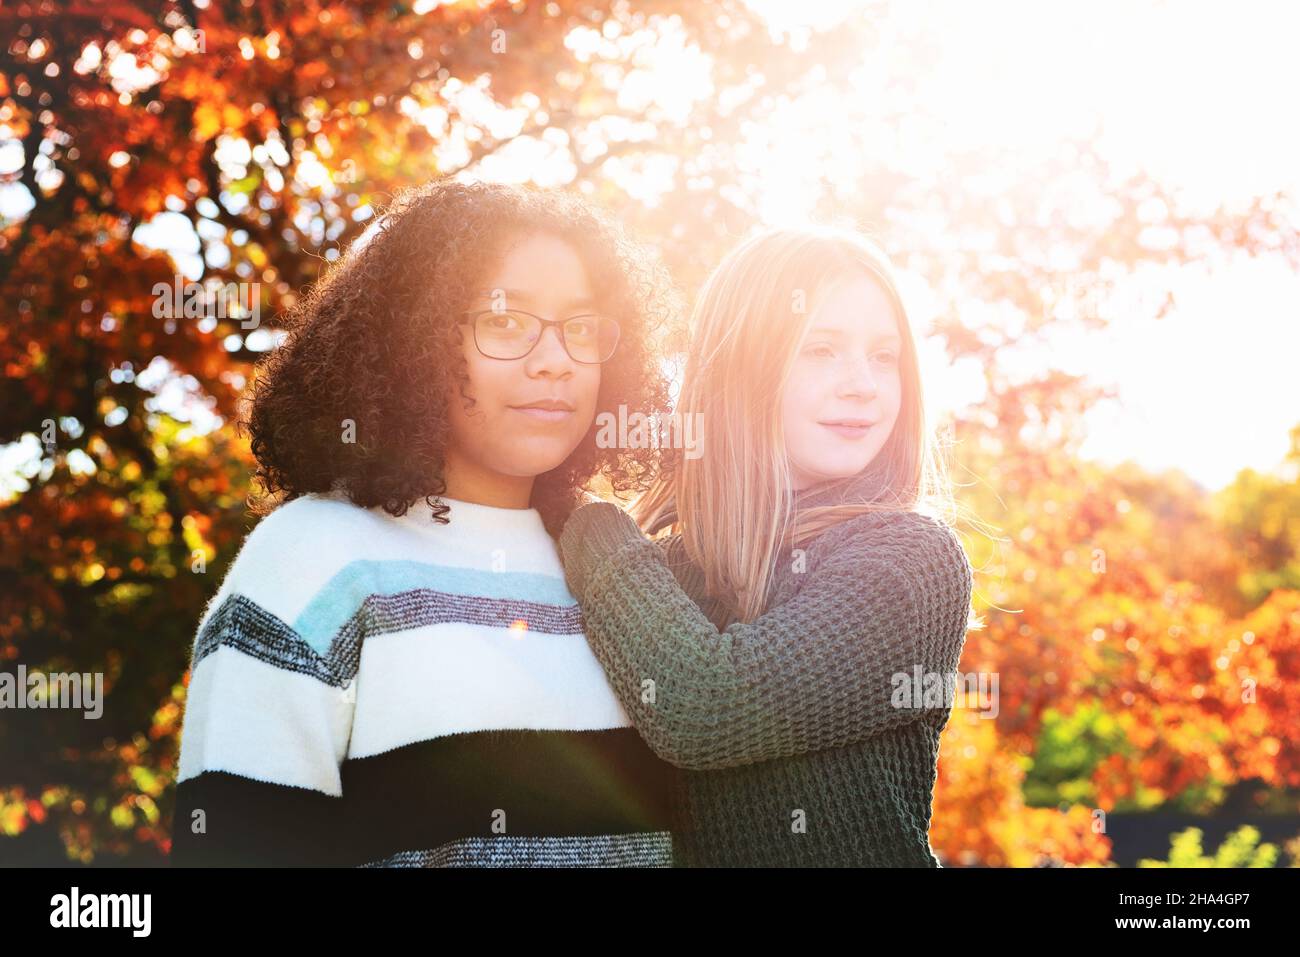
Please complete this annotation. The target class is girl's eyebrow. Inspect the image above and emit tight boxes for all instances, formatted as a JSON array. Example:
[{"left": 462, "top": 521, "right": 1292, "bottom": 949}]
[
  {"left": 475, "top": 287, "right": 530, "bottom": 301},
  {"left": 807, "top": 326, "right": 902, "bottom": 345},
  {"left": 473, "top": 288, "right": 599, "bottom": 310}
]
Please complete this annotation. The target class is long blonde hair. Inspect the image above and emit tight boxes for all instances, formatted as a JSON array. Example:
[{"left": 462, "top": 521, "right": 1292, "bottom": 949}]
[{"left": 630, "top": 225, "right": 958, "bottom": 625}]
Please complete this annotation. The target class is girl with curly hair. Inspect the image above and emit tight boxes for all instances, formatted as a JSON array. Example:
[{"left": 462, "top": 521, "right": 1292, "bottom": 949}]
[
  {"left": 558, "top": 225, "right": 979, "bottom": 866},
  {"left": 171, "top": 179, "right": 681, "bottom": 868}
]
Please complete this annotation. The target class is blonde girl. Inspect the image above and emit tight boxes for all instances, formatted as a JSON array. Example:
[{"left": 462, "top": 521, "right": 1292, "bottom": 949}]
[{"left": 558, "top": 225, "right": 977, "bottom": 867}]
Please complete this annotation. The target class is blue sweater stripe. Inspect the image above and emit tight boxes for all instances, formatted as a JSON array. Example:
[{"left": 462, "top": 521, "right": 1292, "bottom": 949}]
[{"left": 291, "top": 560, "right": 578, "bottom": 654}]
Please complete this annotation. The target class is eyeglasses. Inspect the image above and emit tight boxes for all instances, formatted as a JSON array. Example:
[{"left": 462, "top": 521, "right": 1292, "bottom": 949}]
[{"left": 462, "top": 309, "right": 621, "bottom": 364}]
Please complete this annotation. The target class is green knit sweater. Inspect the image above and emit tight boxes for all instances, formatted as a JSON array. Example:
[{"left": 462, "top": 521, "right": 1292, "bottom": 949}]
[{"left": 557, "top": 469, "right": 974, "bottom": 867}]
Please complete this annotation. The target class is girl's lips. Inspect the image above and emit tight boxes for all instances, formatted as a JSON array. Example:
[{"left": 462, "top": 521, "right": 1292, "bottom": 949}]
[
  {"left": 820, "top": 422, "right": 873, "bottom": 440},
  {"left": 510, "top": 406, "right": 574, "bottom": 423}
]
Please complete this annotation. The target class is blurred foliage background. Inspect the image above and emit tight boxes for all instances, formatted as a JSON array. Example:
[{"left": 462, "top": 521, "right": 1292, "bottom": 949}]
[{"left": 1, "top": 0, "right": 1297, "bottom": 865}]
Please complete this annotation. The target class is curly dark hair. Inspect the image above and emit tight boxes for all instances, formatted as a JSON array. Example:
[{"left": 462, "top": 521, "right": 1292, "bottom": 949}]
[{"left": 243, "top": 178, "right": 681, "bottom": 537}]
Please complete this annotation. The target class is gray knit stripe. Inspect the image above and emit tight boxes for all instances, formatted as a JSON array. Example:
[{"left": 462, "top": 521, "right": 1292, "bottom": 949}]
[
  {"left": 358, "top": 831, "right": 674, "bottom": 868},
  {"left": 192, "top": 589, "right": 585, "bottom": 688}
]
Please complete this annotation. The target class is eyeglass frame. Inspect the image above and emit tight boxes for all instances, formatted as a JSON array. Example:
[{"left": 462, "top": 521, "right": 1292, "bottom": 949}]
[{"left": 460, "top": 308, "right": 622, "bottom": 364}]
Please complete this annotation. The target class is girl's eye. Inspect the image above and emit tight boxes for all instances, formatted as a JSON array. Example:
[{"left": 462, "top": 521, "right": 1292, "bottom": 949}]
[
  {"left": 802, "top": 344, "right": 895, "bottom": 364},
  {"left": 483, "top": 312, "right": 524, "bottom": 331}
]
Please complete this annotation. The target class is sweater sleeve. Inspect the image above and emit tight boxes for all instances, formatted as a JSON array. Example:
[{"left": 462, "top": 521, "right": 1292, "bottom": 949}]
[
  {"left": 558, "top": 501, "right": 973, "bottom": 771},
  {"left": 170, "top": 505, "right": 358, "bottom": 867}
]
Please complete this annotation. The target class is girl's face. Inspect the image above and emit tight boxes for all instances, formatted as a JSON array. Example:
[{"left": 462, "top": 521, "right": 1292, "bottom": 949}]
[
  {"left": 445, "top": 231, "right": 602, "bottom": 495},
  {"left": 781, "top": 274, "right": 903, "bottom": 491}
]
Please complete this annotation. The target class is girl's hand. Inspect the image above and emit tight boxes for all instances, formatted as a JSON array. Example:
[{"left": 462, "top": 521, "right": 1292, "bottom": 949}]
[{"left": 559, "top": 498, "right": 651, "bottom": 598}]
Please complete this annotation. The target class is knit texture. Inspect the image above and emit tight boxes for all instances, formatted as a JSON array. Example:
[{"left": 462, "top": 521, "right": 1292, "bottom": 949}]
[
  {"left": 172, "top": 492, "right": 676, "bottom": 867},
  {"left": 558, "top": 468, "right": 974, "bottom": 866}
]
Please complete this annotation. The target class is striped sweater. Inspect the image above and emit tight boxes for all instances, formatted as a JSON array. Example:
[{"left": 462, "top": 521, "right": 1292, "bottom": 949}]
[{"left": 170, "top": 492, "right": 676, "bottom": 867}]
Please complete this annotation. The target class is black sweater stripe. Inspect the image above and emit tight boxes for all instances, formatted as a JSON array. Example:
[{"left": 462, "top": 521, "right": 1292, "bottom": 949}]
[
  {"left": 339, "top": 728, "right": 677, "bottom": 865},
  {"left": 171, "top": 727, "right": 677, "bottom": 867},
  {"left": 171, "top": 773, "right": 346, "bottom": 867}
]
